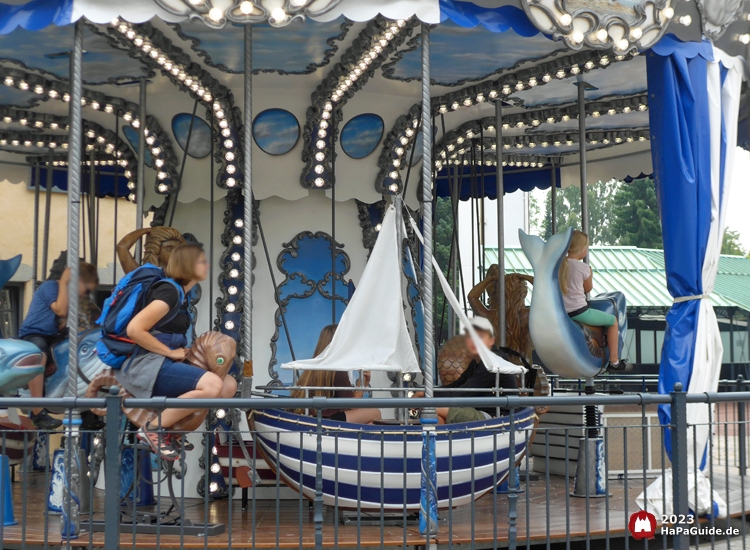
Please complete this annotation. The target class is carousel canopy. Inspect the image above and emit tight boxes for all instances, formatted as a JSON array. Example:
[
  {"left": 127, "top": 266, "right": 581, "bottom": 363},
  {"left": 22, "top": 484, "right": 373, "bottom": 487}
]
[{"left": 0, "top": 0, "right": 743, "bottom": 207}]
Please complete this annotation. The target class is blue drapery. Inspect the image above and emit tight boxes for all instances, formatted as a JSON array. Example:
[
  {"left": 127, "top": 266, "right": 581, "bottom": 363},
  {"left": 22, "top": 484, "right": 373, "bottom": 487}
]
[
  {"left": 434, "top": 165, "right": 560, "bottom": 199},
  {"left": 647, "top": 36, "right": 714, "bottom": 459},
  {"left": 438, "top": 0, "right": 539, "bottom": 36}
]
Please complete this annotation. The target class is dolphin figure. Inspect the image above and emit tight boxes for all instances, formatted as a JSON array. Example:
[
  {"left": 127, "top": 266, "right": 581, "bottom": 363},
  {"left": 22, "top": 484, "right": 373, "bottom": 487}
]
[
  {"left": 14, "top": 328, "right": 109, "bottom": 400},
  {"left": 519, "top": 228, "right": 627, "bottom": 379},
  {"left": 0, "top": 255, "right": 45, "bottom": 394}
]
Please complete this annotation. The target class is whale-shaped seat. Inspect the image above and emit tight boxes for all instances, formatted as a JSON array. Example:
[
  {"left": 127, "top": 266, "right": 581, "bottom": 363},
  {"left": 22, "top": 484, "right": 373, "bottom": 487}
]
[{"left": 519, "top": 229, "right": 627, "bottom": 379}]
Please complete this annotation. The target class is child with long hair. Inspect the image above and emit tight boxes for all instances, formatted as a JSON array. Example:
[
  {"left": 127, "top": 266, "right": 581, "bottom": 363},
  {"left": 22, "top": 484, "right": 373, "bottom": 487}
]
[
  {"left": 559, "top": 230, "right": 630, "bottom": 372},
  {"left": 290, "top": 324, "right": 381, "bottom": 423}
]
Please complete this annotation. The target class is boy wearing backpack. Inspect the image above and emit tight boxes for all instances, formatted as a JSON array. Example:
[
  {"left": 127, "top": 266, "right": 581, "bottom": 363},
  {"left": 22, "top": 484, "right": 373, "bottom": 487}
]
[{"left": 19, "top": 263, "right": 99, "bottom": 430}]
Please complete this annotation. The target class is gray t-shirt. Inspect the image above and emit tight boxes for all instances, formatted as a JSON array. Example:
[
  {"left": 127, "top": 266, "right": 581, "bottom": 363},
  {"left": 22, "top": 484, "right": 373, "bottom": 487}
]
[{"left": 562, "top": 259, "right": 590, "bottom": 313}]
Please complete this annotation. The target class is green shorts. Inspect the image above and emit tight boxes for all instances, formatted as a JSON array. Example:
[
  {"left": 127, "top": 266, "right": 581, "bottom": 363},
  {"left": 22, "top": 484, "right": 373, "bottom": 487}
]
[
  {"left": 446, "top": 407, "right": 488, "bottom": 424},
  {"left": 571, "top": 308, "right": 616, "bottom": 327}
]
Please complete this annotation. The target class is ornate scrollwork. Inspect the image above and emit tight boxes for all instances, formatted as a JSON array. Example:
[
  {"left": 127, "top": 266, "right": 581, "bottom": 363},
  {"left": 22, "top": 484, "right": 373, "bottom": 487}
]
[
  {"left": 268, "top": 231, "right": 350, "bottom": 382},
  {"left": 355, "top": 199, "right": 387, "bottom": 255},
  {"left": 520, "top": 0, "right": 676, "bottom": 54},
  {"left": 695, "top": 0, "right": 744, "bottom": 40},
  {"left": 154, "top": 0, "right": 343, "bottom": 28}
]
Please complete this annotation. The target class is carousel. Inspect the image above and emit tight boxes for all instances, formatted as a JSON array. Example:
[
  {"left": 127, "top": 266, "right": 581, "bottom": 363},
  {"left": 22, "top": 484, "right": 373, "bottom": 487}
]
[{"left": 0, "top": 0, "right": 747, "bottom": 546}]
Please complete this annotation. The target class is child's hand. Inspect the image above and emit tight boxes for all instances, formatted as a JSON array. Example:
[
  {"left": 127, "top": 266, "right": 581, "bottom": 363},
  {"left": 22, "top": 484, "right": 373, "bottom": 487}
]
[
  {"left": 60, "top": 268, "right": 71, "bottom": 283},
  {"left": 168, "top": 348, "right": 190, "bottom": 362}
]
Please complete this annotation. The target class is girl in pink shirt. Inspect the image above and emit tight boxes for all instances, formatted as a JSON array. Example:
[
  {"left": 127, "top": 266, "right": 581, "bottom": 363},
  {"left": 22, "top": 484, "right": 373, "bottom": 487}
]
[{"left": 559, "top": 230, "right": 630, "bottom": 372}]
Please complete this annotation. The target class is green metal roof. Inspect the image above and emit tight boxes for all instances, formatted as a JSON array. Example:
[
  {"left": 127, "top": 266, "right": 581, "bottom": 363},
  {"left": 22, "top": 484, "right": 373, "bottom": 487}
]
[{"left": 483, "top": 247, "right": 750, "bottom": 311}]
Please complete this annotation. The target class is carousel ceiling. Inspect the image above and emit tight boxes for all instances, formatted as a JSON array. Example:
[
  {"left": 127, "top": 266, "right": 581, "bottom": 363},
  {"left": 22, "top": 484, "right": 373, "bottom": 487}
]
[{"left": 0, "top": 0, "right": 744, "bottom": 205}]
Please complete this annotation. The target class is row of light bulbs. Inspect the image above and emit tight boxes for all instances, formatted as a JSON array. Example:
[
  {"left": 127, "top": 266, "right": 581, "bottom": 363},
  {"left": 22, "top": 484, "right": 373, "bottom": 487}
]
[
  {"left": 0, "top": 66, "right": 177, "bottom": 195},
  {"left": 309, "top": 19, "right": 408, "bottom": 189},
  {"left": 112, "top": 18, "right": 225, "bottom": 192}
]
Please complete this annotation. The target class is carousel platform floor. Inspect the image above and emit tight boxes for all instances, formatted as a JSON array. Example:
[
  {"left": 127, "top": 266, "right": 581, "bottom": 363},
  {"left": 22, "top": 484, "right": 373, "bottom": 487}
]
[{"left": 3, "top": 471, "right": 750, "bottom": 548}]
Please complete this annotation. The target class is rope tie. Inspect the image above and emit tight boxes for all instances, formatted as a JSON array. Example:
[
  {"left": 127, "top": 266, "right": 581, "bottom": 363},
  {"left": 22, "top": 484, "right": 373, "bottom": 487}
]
[{"left": 674, "top": 294, "right": 710, "bottom": 303}]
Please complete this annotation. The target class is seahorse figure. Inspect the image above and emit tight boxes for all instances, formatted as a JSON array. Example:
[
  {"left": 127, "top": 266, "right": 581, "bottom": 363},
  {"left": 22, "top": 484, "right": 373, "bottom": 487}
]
[{"left": 86, "top": 331, "right": 236, "bottom": 432}]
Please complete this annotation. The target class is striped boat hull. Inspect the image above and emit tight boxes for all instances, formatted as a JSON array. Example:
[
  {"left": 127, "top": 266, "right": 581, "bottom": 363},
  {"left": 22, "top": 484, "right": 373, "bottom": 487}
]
[{"left": 250, "top": 407, "right": 536, "bottom": 511}]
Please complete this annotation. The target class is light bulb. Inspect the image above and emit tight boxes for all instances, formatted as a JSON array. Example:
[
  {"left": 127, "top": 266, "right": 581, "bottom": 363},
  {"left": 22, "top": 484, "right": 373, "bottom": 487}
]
[
  {"left": 559, "top": 13, "right": 572, "bottom": 26},
  {"left": 271, "top": 7, "right": 286, "bottom": 21},
  {"left": 208, "top": 7, "right": 223, "bottom": 21}
]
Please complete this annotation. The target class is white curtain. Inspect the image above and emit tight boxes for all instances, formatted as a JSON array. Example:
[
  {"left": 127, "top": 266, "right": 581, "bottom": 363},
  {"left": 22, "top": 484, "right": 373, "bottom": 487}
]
[
  {"left": 638, "top": 45, "right": 746, "bottom": 518},
  {"left": 281, "top": 206, "right": 421, "bottom": 373}
]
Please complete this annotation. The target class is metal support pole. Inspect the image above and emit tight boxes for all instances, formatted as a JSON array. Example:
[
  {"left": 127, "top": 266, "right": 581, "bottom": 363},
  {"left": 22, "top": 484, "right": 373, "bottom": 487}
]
[
  {"left": 418, "top": 22, "right": 438, "bottom": 540},
  {"left": 41, "top": 149, "right": 54, "bottom": 280},
  {"left": 495, "top": 99, "right": 506, "bottom": 347},
  {"left": 32, "top": 164, "right": 40, "bottom": 289},
  {"left": 135, "top": 78, "right": 146, "bottom": 263},
  {"left": 331, "top": 105, "right": 337, "bottom": 325},
  {"left": 576, "top": 80, "right": 590, "bottom": 241},
  {"left": 671, "top": 382, "right": 689, "bottom": 550},
  {"left": 62, "top": 19, "right": 84, "bottom": 539},
  {"left": 242, "top": 24, "right": 254, "bottom": 377},
  {"left": 419, "top": 23, "right": 435, "bottom": 405},
  {"left": 88, "top": 148, "right": 97, "bottom": 265},
  {"left": 104, "top": 390, "right": 123, "bottom": 550},
  {"left": 314, "top": 407, "right": 324, "bottom": 550},
  {"left": 738, "top": 375, "right": 747, "bottom": 476},
  {"left": 550, "top": 163, "right": 557, "bottom": 235}
]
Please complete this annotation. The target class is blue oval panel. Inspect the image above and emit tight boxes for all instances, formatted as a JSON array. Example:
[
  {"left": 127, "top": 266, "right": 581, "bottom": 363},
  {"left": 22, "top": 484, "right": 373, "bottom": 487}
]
[
  {"left": 253, "top": 109, "right": 299, "bottom": 156},
  {"left": 341, "top": 114, "right": 384, "bottom": 159},
  {"left": 122, "top": 126, "right": 153, "bottom": 168},
  {"left": 172, "top": 113, "right": 212, "bottom": 159}
]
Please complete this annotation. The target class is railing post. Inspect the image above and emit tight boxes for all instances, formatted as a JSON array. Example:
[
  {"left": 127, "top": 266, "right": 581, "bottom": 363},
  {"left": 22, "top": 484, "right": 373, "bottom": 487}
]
[
  {"left": 104, "top": 388, "right": 123, "bottom": 550},
  {"left": 314, "top": 399, "right": 324, "bottom": 550},
  {"left": 671, "top": 382, "right": 689, "bottom": 550},
  {"left": 507, "top": 407, "right": 517, "bottom": 550},
  {"left": 738, "top": 376, "right": 746, "bottom": 476}
]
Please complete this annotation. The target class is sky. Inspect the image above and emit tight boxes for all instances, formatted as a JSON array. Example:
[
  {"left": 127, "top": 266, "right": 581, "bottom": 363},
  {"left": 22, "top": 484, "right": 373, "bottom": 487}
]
[{"left": 726, "top": 148, "right": 750, "bottom": 252}]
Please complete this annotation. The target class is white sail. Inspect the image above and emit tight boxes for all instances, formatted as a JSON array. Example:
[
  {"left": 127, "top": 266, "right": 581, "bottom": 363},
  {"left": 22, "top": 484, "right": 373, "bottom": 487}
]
[{"left": 281, "top": 205, "right": 420, "bottom": 373}]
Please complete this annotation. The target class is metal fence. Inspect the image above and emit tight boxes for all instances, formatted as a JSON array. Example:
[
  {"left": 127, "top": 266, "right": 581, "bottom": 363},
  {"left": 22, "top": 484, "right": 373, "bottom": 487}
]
[{"left": 0, "top": 387, "right": 748, "bottom": 550}]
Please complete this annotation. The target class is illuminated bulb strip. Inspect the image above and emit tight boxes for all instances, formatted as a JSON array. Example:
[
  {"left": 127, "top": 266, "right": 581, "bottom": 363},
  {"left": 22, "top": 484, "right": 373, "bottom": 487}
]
[
  {"left": 110, "top": 18, "right": 234, "bottom": 190},
  {"left": 304, "top": 18, "right": 411, "bottom": 189}
]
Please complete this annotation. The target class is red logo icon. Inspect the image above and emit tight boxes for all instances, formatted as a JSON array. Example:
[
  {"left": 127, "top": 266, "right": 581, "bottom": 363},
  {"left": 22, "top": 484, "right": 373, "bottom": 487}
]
[{"left": 628, "top": 511, "right": 657, "bottom": 539}]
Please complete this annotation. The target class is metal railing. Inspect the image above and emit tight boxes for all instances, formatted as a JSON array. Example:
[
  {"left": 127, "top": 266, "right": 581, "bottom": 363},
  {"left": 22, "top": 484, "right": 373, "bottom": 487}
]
[{"left": 0, "top": 387, "right": 748, "bottom": 550}]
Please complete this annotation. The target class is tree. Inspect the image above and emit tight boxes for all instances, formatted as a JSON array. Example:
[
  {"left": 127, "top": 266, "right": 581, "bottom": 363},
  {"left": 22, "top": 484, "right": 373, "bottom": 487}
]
[
  {"left": 722, "top": 229, "right": 746, "bottom": 256},
  {"left": 541, "top": 180, "right": 619, "bottom": 245},
  {"left": 610, "top": 177, "right": 662, "bottom": 249}
]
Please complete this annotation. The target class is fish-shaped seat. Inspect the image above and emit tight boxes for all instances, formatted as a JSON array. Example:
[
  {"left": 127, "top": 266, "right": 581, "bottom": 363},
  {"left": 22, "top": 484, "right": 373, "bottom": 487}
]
[{"left": 519, "top": 229, "right": 627, "bottom": 379}]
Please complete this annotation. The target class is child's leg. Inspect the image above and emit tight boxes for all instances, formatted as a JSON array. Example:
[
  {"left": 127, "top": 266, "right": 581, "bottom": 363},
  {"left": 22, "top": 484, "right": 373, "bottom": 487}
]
[
  {"left": 28, "top": 369, "right": 44, "bottom": 415},
  {"left": 605, "top": 321, "right": 619, "bottom": 363}
]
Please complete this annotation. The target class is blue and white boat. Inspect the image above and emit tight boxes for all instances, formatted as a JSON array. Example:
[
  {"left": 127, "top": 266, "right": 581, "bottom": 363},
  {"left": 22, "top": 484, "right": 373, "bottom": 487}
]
[
  {"left": 249, "top": 204, "right": 532, "bottom": 511},
  {"left": 250, "top": 407, "right": 536, "bottom": 511}
]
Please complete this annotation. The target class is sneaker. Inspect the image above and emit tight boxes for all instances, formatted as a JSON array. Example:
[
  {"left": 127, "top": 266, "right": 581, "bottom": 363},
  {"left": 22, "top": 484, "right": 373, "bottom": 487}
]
[
  {"left": 31, "top": 409, "right": 62, "bottom": 431},
  {"left": 606, "top": 359, "right": 633, "bottom": 373},
  {"left": 171, "top": 433, "right": 194, "bottom": 452},
  {"left": 137, "top": 425, "right": 178, "bottom": 461}
]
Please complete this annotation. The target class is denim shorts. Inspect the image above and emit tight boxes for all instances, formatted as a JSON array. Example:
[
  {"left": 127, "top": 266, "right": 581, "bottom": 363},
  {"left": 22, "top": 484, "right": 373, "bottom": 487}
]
[{"left": 151, "top": 359, "right": 206, "bottom": 398}]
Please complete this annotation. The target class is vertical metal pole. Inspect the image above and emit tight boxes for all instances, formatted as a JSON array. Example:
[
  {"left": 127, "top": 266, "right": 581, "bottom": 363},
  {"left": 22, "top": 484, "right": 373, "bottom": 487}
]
[
  {"left": 135, "top": 78, "right": 146, "bottom": 263},
  {"left": 242, "top": 24, "right": 253, "bottom": 368},
  {"left": 418, "top": 22, "right": 438, "bottom": 540},
  {"left": 577, "top": 81, "right": 590, "bottom": 241},
  {"left": 88, "top": 148, "right": 97, "bottom": 265},
  {"left": 314, "top": 407, "right": 324, "bottom": 550},
  {"left": 495, "top": 99, "right": 506, "bottom": 347},
  {"left": 420, "top": 23, "right": 435, "bottom": 405},
  {"left": 738, "top": 375, "right": 747, "bottom": 476},
  {"left": 671, "top": 382, "right": 689, "bottom": 550},
  {"left": 32, "top": 164, "right": 40, "bottom": 289},
  {"left": 62, "top": 19, "right": 84, "bottom": 539},
  {"left": 550, "top": 163, "right": 557, "bottom": 235},
  {"left": 104, "top": 390, "right": 122, "bottom": 550},
  {"left": 112, "top": 116, "right": 119, "bottom": 285},
  {"left": 331, "top": 105, "right": 337, "bottom": 325},
  {"left": 65, "top": 19, "right": 83, "bottom": 401},
  {"left": 41, "top": 149, "right": 54, "bottom": 280}
]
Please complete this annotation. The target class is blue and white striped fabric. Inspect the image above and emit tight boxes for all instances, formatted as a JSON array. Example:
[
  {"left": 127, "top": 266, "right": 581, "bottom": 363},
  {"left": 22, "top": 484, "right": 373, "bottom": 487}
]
[
  {"left": 251, "top": 407, "right": 536, "bottom": 510},
  {"left": 639, "top": 35, "right": 747, "bottom": 518}
]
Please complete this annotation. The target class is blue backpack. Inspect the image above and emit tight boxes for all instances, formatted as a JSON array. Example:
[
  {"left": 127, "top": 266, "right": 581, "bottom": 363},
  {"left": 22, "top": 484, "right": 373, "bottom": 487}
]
[{"left": 95, "top": 263, "right": 185, "bottom": 369}]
